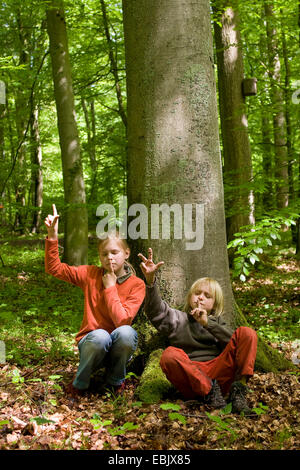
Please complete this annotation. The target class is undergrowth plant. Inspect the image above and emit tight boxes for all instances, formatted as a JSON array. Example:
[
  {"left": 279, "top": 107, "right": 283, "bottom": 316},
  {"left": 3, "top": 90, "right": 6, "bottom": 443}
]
[{"left": 228, "top": 214, "right": 298, "bottom": 281}]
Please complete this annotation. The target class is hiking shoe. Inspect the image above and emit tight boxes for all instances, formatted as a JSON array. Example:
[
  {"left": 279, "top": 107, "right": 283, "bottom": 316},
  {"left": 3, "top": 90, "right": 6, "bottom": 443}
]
[
  {"left": 229, "top": 381, "right": 252, "bottom": 415},
  {"left": 204, "top": 379, "right": 227, "bottom": 409}
]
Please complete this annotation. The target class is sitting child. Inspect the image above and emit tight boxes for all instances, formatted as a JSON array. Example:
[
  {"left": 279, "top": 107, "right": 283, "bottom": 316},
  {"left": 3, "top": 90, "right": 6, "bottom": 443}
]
[
  {"left": 45, "top": 205, "right": 145, "bottom": 398},
  {"left": 138, "top": 248, "right": 257, "bottom": 414}
]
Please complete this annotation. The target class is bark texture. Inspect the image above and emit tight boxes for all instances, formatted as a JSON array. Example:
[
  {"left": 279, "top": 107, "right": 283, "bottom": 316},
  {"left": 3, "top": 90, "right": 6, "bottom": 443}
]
[
  {"left": 46, "top": 0, "right": 88, "bottom": 265},
  {"left": 212, "top": 1, "right": 255, "bottom": 243},
  {"left": 123, "top": 0, "right": 235, "bottom": 326}
]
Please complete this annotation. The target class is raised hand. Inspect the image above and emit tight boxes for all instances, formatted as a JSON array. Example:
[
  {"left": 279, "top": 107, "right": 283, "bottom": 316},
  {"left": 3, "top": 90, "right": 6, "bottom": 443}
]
[
  {"left": 44, "top": 204, "right": 59, "bottom": 240},
  {"left": 102, "top": 258, "right": 117, "bottom": 289},
  {"left": 138, "top": 248, "right": 164, "bottom": 285}
]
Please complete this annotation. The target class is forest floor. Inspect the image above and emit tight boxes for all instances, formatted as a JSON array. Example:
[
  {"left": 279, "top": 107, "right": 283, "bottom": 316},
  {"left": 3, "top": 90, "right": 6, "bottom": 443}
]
[{"left": 0, "top": 236, "right": 299, "bottom": 451}]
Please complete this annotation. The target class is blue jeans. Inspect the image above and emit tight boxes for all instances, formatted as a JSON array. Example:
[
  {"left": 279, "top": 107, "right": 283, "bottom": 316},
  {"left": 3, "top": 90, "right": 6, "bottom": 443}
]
[{"left": 73, "top": 325, "right": 138, "bottom": 390}]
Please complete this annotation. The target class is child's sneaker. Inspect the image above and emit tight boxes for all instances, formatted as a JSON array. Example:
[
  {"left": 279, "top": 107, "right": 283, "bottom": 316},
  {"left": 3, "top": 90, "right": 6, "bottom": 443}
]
[
  {"left": 204, "top": 379, "right": 227, "bottom": 409},
  {"left": 229, "top": 381, "right": 252, "bottom": 415}
]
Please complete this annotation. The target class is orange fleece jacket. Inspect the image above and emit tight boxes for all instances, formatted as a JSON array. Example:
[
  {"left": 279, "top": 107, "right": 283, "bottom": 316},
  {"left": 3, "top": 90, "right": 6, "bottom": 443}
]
[{"left": 45, "top": 239, "right": 146, "bottom": 343}]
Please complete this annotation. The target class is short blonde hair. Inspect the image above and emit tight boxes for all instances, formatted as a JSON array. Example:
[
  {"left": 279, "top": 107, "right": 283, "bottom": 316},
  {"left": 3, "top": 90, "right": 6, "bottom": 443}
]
[{"left": 184, "top": 277, "right": 224, "bottom": 316}]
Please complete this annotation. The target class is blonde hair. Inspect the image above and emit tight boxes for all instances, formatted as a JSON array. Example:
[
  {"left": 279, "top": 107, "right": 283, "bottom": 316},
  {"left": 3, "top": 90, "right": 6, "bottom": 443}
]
[
  {"left": 97, "top": 232, "right": 136, "bottom": 275},
  {"left": 184, "top": 277, "right": 224, "bottom": 316}
]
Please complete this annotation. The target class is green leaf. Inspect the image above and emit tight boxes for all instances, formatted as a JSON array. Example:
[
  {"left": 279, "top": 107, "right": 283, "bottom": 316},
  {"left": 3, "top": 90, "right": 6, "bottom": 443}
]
[
  {"left": 168, "top": 412, "right": 187, "bottom": 424},
  {"left": 31, "top": 417, "right": 55, "bottom": 425},
  {"left": 0, "top": 420, "right": 9, "bottom": 428},
  {"left": 132, "top": 401, "right": 143, "bottom": 408},
  {"left": 160, "top": 403, "right": 181, "bottom": 411},
  {"left": 220, "top": 402, "right": 232, "bottom": 414},
  {"left": 49, "top": 375, "right": 62, "bottom": 381}
]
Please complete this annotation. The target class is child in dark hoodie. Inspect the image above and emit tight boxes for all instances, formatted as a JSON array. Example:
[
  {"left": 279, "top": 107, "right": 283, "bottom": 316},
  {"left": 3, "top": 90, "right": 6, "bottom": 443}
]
[{"left": 138, "top": 248, "right": 257, "bottom": 414}]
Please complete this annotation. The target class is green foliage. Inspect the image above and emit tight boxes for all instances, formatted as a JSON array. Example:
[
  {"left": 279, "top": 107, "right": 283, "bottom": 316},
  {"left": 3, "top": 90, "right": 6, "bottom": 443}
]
[
  {"left": 90, "top": 412, "right": 139, "bottom": 436},
  {"left": 107, "top": 422, "right": 139, "bottom": 436},
  {"left": 228, "top": 214, "right": 298, "bottom": 281},
  {"left": 159, "top": 403, "right": 187, "bottom": 424},
  {"left": 252, "top": 402, "right": 269, "bottom": 416},
  {"left": 159, "top": 403, "right": 181, "bottom": 411},
  {"left": 205, "top": 411, "right": 237, "bottom": 440},
  {"left": 90, "top": 413, "right": 112, "bottom": 430},
  {"left": 0, "top": 240, "right": 83, "bottom": 366},
  {"left": 30, "top": 417, "right": 55, "bottom": 425}
]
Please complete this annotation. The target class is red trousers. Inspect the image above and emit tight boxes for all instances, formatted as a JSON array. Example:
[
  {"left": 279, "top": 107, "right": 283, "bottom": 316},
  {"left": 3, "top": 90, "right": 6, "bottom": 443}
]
[{"left": 160, "top": 326, "right": 257, "bottom": 398}]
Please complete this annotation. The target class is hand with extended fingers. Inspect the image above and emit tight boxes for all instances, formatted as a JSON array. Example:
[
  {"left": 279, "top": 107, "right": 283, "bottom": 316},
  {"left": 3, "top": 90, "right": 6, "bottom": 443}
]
[
  {"left": 189, "top": 299, "right": 208, "bottom": 327},
  {"left": 102, "top": 259, "right": 117, "bottom": 289},
  {"left": 44, "top": 204, "right": 60, "bottom": 241},
  {"left": 138, "top": 248, "right": 164, "bottom": 285}
]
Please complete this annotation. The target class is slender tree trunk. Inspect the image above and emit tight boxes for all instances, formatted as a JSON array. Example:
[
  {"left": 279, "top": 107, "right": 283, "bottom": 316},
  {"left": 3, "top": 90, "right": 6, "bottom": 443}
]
[
  {"left": 281, "top": 20, "right": 294, "bottom": 203},
  {"left": 295, "top": 1, "right": 300, "bottom": 255},
  {"left": 259, "top": 31, "right": 275, "bottom": 213},
  {"left": 46, "top": 0, "right": 88, "bottom": 265},
  {"left": 100, "top": 0, "right": 127, "bottom": 129},
  {"left": 212, "top": 0, "right": 255, "bottom": 243},
  {"left": 81, "top": 97, "right": 98, "bottom": 202},
  {"left": 0, "top": 103, "right": 5, "bottom": 226},
  {"left": 123, "top": 0, "right": 235, "bottom": 324},
  {"left": 264, "top": 2, "right": 289, "bottom": 210},
  {"left": 14, "top": 12, "right": 30, "bottom": 232},
  {"left": 30, "top": 106, "right": 43, "bottom": 233}
]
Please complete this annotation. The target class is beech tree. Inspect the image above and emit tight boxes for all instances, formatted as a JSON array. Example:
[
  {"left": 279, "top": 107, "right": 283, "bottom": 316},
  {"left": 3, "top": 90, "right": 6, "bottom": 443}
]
[
  {"left": 46, "top": 0, "right": 88, "bottom": 265},
  {"left": 212, "top": 0, "right": 255, "bottom": 243},
  {"left": 123, "top": 0, "right": 235, "bottom": 321},
  {"left": 264, "top": 1, "right": 289, "bottom": 210}
]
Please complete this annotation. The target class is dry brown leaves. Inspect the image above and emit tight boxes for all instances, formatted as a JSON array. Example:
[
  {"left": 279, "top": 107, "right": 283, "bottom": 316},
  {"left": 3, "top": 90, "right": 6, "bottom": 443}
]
[{"left": 0, "top": 362, "right": 299, "bottom": 451}]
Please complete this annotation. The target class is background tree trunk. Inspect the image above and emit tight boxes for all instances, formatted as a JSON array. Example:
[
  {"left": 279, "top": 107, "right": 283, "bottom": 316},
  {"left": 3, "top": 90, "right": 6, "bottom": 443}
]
[
  {"left": 264, "top": 1, "right": 289, "bottom": 210},
  {"left": 14, "top": 11, "right": 30, "bottom": 233},
  {"left": 212, "top": 0, "right": 255, "bottom": 244},
  {"left": 30, "top": 106, "right": 43, "bottom": 233},
  {"left": 46, "top": 0, "right": 88, "bottom": 265}
]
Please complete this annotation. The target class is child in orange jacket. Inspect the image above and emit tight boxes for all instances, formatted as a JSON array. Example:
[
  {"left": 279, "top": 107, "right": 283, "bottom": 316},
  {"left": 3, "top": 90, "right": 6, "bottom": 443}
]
[{"left": 45, "top": 205, "right": 145, "bottom": 397}]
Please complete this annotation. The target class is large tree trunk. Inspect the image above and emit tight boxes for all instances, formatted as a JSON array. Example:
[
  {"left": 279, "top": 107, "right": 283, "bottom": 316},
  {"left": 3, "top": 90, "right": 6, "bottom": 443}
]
[
  {"left": 123, "top": 0, "right": 235, "bottom": 326},
  {"left": 122, "top": 0, "right": 293, "bottom": 400},
  {"left": 46, "top": 0, "right": 88, "bottom": 265},
  {"left": 212, "top": 0, "right": 255, "bottom": 243}
]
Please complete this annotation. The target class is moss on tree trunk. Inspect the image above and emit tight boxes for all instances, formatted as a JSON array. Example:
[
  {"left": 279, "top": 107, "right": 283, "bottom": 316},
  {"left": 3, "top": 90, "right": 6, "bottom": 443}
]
[{"left": 135, "top": 349, "right": 174, "bottom": 404}]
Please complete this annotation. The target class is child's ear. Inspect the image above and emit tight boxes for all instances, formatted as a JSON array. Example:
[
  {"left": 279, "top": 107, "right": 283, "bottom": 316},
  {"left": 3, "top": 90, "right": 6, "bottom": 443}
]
[{"left": 125, "top": 248, "right": 130, "bottom": 260}]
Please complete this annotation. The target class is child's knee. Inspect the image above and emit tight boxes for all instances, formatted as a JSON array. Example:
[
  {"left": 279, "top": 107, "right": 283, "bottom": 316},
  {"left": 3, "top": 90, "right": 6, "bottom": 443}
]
[
  {"left": 236, "top": 326, "right": 257, "bottom": 342},
  {"left": 81, "top": 329, "right": 111, "bottom": 354},
  {"left": 112, "top": 325, "right": 138, "bottom": 350},
  {"left": 160, "top": 346, "right": 181, "bottom": 368}
]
